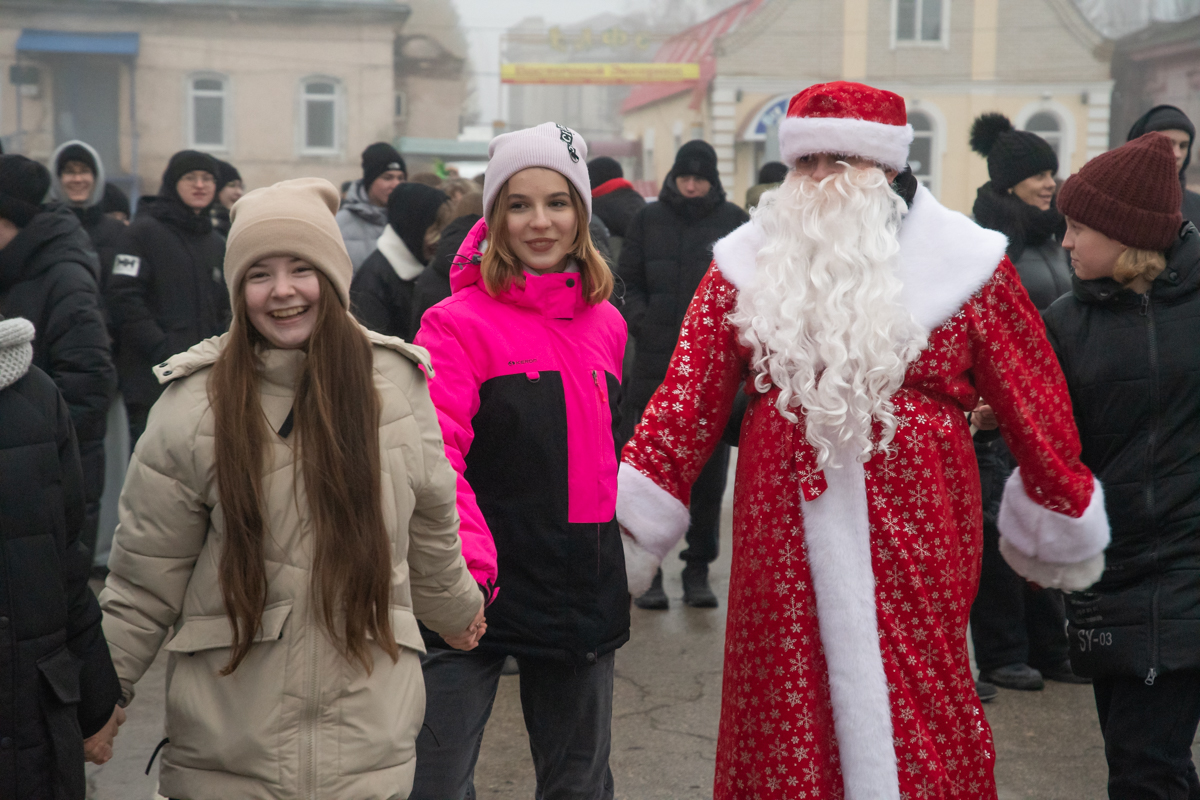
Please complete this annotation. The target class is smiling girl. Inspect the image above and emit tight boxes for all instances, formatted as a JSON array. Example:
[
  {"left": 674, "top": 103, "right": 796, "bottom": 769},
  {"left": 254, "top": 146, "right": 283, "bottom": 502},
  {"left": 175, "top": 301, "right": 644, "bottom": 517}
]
[
  {"left": 412, "top": 123, "right": 628, "bottom": 799},
  {"left": 98, "top": 178, "right": 484, "bottom": 800}
]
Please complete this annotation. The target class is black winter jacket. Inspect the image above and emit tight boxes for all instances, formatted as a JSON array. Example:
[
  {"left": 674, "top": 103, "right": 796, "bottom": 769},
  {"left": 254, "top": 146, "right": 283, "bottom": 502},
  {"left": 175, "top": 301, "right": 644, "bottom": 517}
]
[
  {"left": 74, "top": 206, "right": 128, "bottom": 295},
  {"left": 106, "top": 196, "right": 228, "bottom": 407},
  {"left": 351, "top": 248, "right": 420, "bottom": 341},
  {"left": 0, "top": 207, "right": 115, "bottom": 444},
  {"left": 972, "top": 183, "right": 1072, "bottom": 309},
  {"left": 591, "top": 181, "right": 646, "bottom": 239},
  {"left": 1185, "top": 189, "right": 1200, "bottom": 230},
  {"left": 1044, "top": 223, "right": 1200, "bottom": 682},
  {"left": 616, "top": 174, "right": 748, "bottom": 418},
  {"left": 411, "top": 214, "right": 481, "bottom": 336},
  {"left": 0, "top": 341, "right": 121, "bottom": 800}
]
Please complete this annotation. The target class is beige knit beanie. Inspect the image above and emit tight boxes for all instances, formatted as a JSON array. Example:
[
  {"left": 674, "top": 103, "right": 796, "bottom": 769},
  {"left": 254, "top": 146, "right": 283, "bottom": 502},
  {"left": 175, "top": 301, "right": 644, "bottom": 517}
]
[{"left": 225, "top": 177, "right": 353, "bottom": 308}]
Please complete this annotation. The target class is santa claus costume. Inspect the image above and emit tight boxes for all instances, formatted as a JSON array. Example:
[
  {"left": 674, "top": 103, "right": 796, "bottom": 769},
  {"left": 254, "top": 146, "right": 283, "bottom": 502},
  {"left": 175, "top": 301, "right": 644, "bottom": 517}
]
[{"left": 617, "top": 82, "right": 1111, "bottom": 800}]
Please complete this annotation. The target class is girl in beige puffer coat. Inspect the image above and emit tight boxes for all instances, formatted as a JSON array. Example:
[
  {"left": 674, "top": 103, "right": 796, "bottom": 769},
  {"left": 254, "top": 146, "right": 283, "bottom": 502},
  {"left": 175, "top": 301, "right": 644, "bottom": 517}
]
[{"left": 99, "top": 178, "right": 485, "bottom": 800}]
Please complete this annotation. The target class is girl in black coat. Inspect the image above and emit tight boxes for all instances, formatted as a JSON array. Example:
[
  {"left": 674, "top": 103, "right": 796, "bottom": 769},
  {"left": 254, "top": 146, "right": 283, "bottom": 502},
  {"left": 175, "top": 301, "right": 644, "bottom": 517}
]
[
  {"left": 350, "top": 182, "right": 452, "bottom": 341},
  {"left": 1044, "top": 133, "right": 1200, "bottom": 799},
  {"left": 0, "top": 316, "right": 123, "bottom": 800}
]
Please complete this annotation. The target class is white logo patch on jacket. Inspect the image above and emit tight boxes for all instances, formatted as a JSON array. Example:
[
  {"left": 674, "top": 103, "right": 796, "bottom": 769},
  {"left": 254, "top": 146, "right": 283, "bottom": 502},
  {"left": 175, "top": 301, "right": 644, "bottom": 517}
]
[{"left": 112, "top": 254, "right": 141, "bottom": 278}]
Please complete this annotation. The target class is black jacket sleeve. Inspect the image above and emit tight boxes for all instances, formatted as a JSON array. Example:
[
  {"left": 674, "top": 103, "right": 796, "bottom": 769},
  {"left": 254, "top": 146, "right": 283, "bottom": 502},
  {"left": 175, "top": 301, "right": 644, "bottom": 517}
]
[
  {"left": 350, "top": 259, "right": 396, "bottom": 337},
  {"left": 41, "top": 267, "right": 116, "bottom": 443},
  {"left": 105, "top": 232, "right": 169, "bottom": 366},
  {"left": 54, "top": 391, "right": 120, "bottom": 736},
  {"left": 615, "top": 208, "right": 649, "bottom": 333}
]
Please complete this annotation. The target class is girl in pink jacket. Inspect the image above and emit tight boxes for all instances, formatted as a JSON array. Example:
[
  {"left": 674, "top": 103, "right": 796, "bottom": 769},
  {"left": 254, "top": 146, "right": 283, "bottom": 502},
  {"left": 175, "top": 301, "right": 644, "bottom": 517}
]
[{"left": 412, "top": 123, "right": 628, "bottom": 799}]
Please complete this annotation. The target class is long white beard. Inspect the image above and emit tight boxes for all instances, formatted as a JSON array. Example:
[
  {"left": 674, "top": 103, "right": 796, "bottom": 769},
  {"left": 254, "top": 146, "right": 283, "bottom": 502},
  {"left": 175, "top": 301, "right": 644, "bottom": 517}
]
[{"left": 729, "top": 167, "right": 928, "bottom": 469}]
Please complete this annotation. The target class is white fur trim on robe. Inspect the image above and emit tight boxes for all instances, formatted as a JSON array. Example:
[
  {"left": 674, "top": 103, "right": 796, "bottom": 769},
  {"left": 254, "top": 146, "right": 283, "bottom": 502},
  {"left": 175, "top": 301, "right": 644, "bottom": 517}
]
[
  {"left": 998, "top": 470, "right": 1109, "bottom": 591},
  {"left": 801, "top": 446, "right": 900, "bottom": 800},
  {"left": 713, "top": 185, "right": 1009, "bottom": 336},
  {"left": 615, "top": 462, "right": 691, "bottom": 595}
]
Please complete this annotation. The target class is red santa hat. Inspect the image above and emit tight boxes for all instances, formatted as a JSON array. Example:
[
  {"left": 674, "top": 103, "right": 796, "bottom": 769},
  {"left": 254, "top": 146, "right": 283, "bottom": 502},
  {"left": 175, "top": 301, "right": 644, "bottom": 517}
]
[{"left": 779, "top": 81, "right": 914, "bottom": 173}]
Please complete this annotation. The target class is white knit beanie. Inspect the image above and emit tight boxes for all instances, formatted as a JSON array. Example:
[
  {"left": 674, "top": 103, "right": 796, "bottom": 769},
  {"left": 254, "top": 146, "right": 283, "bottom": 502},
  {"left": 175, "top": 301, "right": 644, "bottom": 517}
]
[
  {"left": 0, "top": 317, "right": 35, "bottom": 390},
  {"left": 483, "top": 122, "right": 592, "bottom": 221}
]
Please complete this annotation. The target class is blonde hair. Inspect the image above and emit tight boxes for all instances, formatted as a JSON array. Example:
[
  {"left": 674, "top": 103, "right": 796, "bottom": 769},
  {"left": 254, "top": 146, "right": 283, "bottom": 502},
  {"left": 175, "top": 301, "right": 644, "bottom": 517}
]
[
  {"left": 422, "top": 199, "right": 456, "bottom": 260},
  {"left": 480, "top": 178, "right": 613, "bottom": 305},
  {"left": 1114, "top": 247, "right": 1167, "bottom": 293}
]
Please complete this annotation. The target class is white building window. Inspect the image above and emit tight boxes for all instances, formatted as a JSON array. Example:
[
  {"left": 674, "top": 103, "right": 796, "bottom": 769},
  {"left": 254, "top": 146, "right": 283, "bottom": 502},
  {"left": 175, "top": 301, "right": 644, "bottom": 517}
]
[
  {"left": 1024, "top": 111, "right": 1064, "bottom": 173},
  {"left": 908, "top": 111, "right": 935, "bottom": 188},
  {"left": 188, "top": 74, "right": 228, "bottom": 151},
  {"left": 894, "top": 0, "right": 946, "bottom": 45},
  {"left": 301, "top": 78, "right": 340, "bottom": 154}
]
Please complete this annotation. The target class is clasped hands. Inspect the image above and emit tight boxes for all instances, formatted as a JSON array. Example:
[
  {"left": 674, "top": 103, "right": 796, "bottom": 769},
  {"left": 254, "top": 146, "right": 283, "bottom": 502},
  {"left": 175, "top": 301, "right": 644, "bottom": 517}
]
[
  {"left": 443, "top": 596, "right": 487, "bottom": 651},
  {"left": 83, "top": 704, "right": 126, "bottom": 765}
]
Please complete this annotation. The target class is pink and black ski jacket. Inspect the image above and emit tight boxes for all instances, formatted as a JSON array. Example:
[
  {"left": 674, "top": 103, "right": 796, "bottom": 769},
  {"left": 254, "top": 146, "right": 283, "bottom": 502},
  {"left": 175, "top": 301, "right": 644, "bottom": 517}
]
[{"left": 414, "top": 218, "right": 630, "bottom": 663}]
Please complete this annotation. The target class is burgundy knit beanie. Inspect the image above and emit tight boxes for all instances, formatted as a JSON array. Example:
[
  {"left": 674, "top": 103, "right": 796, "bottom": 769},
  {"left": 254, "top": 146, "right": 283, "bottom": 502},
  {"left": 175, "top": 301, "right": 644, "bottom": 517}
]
[{"left": 1058, "top": 133, "right": 1183, "bottom": 251}]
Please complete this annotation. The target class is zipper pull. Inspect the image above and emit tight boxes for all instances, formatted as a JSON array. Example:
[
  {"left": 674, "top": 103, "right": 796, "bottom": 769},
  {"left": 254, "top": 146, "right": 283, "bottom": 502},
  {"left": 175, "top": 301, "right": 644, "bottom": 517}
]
[
  {"left": 1141, "top": 294, "right": 1150, "bottom": 316},
  {"left": 1146, "top": 667, "right": 1157, "bottom": 686}
]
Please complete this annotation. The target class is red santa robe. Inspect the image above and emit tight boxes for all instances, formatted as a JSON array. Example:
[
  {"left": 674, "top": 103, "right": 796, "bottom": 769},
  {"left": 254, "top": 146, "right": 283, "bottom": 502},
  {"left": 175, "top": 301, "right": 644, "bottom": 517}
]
[{"left": 616, "top": 185, "right": 1110, "bottom": 800}]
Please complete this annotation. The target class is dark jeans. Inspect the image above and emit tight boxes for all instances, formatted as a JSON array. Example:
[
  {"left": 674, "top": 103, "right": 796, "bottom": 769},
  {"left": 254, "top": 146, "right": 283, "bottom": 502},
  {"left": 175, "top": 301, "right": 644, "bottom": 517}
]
[
  {"left": 1094, "top": 671, "right": 1200, "bottom": 799},
  {"left": 411, "top": 647, "right": 615, "bottom": 800},
  {"left": 678, "top": 442, "right": 730, "bottom": 566},
  {"left": 970, "top": 513, "right": 1070, "bottom": 673}
]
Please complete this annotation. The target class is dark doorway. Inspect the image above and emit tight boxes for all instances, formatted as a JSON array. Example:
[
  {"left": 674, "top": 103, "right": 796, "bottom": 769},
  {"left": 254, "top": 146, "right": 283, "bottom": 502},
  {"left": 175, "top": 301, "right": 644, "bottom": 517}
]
[{"left": 51, "top": 55, "right": 121, "bottom": 173}]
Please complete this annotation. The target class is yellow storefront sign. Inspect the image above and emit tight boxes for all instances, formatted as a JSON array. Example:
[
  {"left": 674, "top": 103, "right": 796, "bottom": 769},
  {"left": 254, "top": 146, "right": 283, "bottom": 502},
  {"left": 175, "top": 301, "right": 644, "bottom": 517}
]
[{"left": 501, "top": 63, "right": 701, "bottom": 85}]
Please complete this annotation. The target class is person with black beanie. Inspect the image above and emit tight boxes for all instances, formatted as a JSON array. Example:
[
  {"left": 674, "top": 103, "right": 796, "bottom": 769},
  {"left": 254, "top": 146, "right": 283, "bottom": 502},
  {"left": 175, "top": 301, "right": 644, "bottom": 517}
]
[
  {"left": 337, "top": 142, "right": 407, "bottom": 271},
  {"left": 1128, "top": 104, "right": 1200, "bottom": 228},
  {"left": 0, "top": 154, "right": 117, "bottom": 568},
  {"left": 106, "top": 150, "right": 229, "bottom": 444},
  {"left": 210, "top": 159, "right": 243, "bottom": 237},
  {"left": 588, "top": 156, "right": 645, "bottom": 261},
  {"left": 100, "top": 183, "right": 130, "bottom": 223},
  {"left": 350, "top": 183, "right": 452, "bottom": 341},
  {"left": 966, "top": 112, "right": 1083, "bottom": 695},
  {"left": 745, "top": 160, "right": 789, "bottom": 211},
  {"left": 616, "top": 139, "right": 749, "bottom": 610}
]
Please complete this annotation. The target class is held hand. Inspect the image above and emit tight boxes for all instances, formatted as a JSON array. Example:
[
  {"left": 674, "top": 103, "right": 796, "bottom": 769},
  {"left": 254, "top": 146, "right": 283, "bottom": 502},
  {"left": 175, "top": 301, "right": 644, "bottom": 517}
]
[
  {"left": 444, "top": 598, "right": 487, "bottom": 651},
  {"left": 972, "top": 402, "right": 999, "bottom": 431},
  {"left": 83, "top": 704, "right": 126, "bottom": 765}
]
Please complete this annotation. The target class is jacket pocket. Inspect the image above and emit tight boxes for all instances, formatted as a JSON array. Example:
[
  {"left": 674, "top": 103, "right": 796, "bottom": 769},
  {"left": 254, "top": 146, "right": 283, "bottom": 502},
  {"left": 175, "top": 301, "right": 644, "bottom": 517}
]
[
  {"left": 161, "top": 601, "right": 292, "bottom": 783},
  {"left": 37, "top": 646, "right": 86, "bottom": 800},
  {"left": 337, "top": 612, "right": 425, "bottom": 777}
]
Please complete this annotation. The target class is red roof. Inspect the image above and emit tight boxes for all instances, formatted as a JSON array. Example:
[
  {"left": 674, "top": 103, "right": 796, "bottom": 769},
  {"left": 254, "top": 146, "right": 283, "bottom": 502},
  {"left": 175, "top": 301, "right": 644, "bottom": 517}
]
[{"left": 621, "top": 0, "right": 767, "bottom": 113}]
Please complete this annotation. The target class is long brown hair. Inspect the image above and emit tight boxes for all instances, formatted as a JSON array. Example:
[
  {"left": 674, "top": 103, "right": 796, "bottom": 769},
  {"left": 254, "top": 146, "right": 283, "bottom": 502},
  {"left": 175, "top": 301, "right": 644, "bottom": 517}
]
[
  {"left": 209, "top": 270, "right": 397, "bottom": 675},
  {"left": 480, "top": 177, "right": 613, "bottom": 304}
]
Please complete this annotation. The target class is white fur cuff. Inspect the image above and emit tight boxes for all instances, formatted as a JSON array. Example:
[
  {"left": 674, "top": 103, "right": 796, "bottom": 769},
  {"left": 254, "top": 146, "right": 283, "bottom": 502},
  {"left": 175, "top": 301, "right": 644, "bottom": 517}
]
[
  {"left": 999, "top": 537, "right": 1105, "bottom": 592},
  {"left": 622, "top": 535, "right": 660, "bottom": 596},
  {"left": 615, "top": 462, "right": 691, "bottom": 561},
  {"left": 998, "top": 470, "right": 1110, "bottom": 565}
]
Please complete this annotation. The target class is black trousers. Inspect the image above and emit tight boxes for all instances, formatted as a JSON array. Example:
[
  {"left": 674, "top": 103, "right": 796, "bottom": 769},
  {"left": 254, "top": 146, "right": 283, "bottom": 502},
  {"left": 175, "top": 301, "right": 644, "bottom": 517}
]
[
  {"left": 77, "top": 437, "right": 105, "bottom": 561},
  {"left": 970, "top": 515, "right": 1070, "bottom": 672},
  {"left": 126, "top": 402, "right": 151, "bottom": 448},
  {"left": 678, "top": 442, "right": 730, "bottom": 566},
  {"left": 1094, "top": 670, "right": 1200, "bottom": 799},
  {"left": 411, "top": 648, "right": 615, "bottom": 800}
]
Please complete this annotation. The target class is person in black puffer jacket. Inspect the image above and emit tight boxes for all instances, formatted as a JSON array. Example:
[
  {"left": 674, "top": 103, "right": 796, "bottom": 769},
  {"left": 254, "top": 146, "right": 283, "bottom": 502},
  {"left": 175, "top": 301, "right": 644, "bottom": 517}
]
[
  {"left": 588, "top": 157, "right": 646, "bottom": 261},
  {"left": 0, "top": 315, "right": 124, "bottom": 800},
  {"left": 106, "top": 150, "right": 229, "bottom": 444},
  {"left": 1044, "top": 133, "right": 1200, "bottom": 799},
  {"left": 966, "top": 113, "right": 1082, "bottom": 693},
  {"left": 411, "top": 210, "right": 482, "bottom": 336},
  {"left": 48, "top": 140, "right": 130, "bottom": 293},
  {"left": 0, "top": 156, "right": 116, "bottom": 566},
  {"left": 1127, "top": 104, "right": 1200, "bottom": 229},
  {"left": 351, "top": 182, "right": 452, "bottom": 341},
  {"left": 616, "top": 140, "right": 749, "bottom": 609}
]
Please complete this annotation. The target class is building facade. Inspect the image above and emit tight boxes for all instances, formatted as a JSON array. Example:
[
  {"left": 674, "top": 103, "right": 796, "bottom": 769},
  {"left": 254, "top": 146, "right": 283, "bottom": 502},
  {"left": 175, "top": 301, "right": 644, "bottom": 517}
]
[
  {"left": 622, "top": 0, "right": 1115, "bottom": 213},
  {"left": 0, "top": 0, "right": 468, "bottom": 198}
]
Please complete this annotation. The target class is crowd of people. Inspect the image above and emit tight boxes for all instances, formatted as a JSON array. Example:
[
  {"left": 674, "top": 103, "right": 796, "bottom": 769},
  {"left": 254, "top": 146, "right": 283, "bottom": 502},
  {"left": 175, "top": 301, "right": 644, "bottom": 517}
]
[{"left": 0, "top": 80, "right": 1198, "bottom": 800}]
